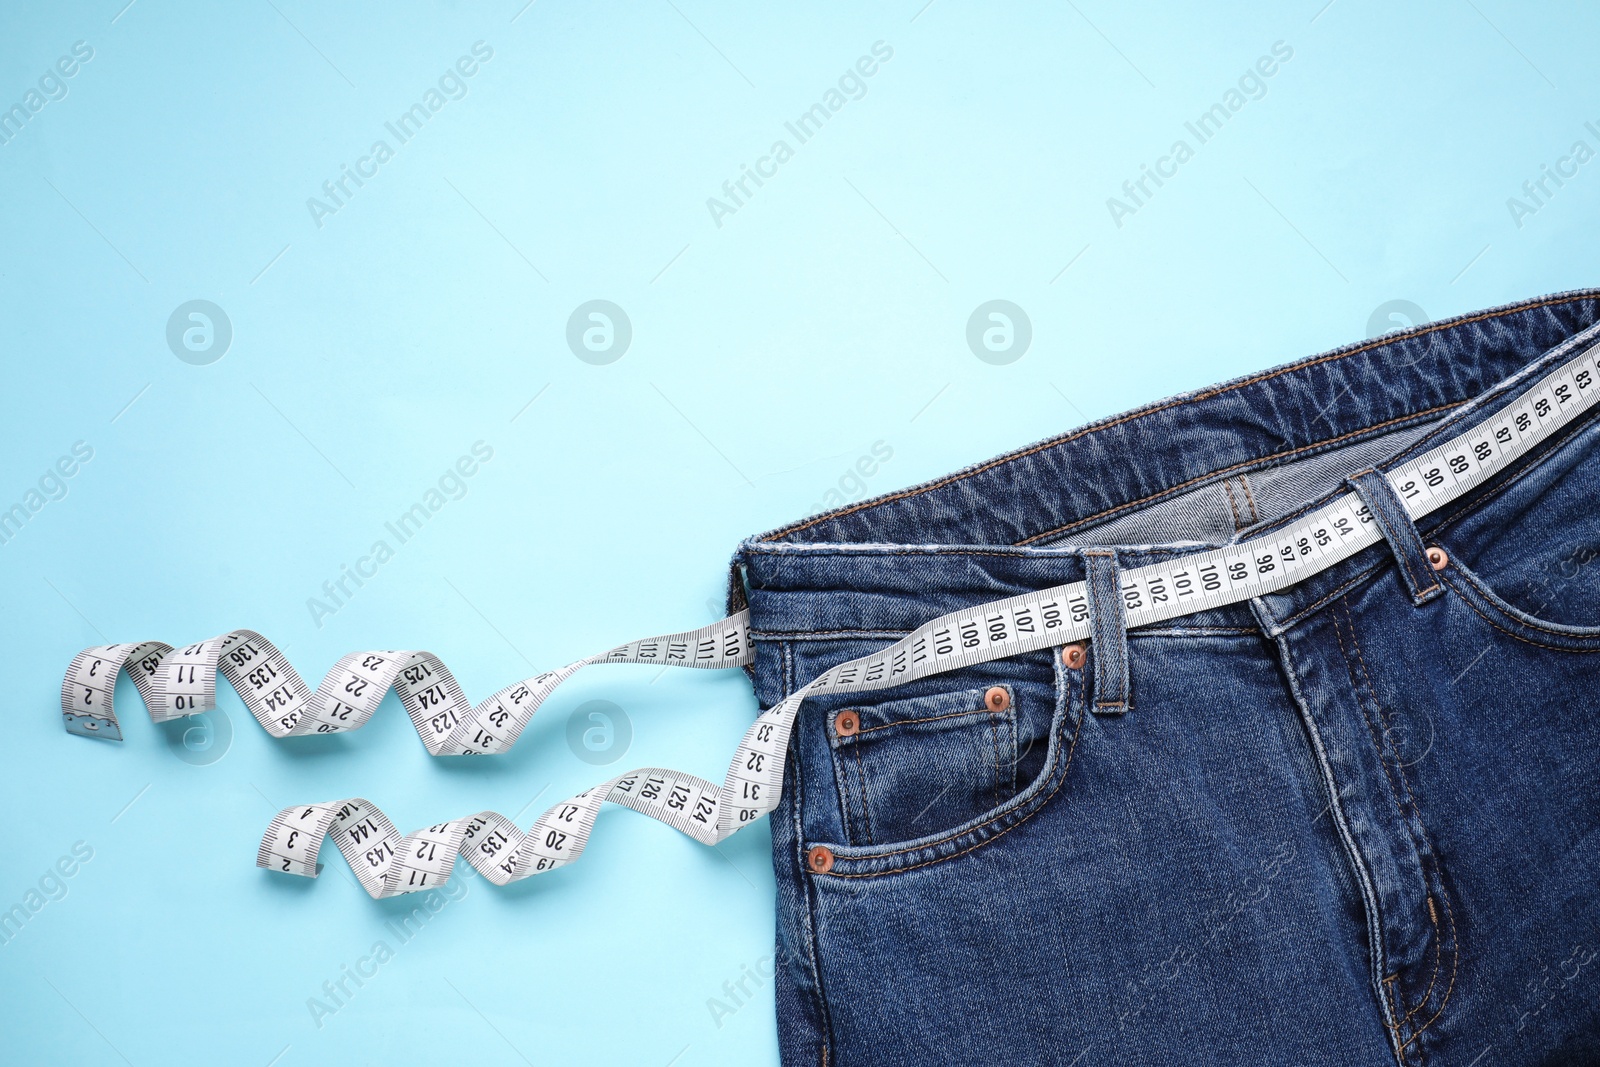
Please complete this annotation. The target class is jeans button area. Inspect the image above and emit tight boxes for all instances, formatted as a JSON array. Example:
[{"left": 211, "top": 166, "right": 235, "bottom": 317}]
[
  {"left": 1062, "top": 642, "right": 1087, "bottom": 669},
  {"left": 984, "top": 686, "right": 1010, "bottom": 712},
  {"left": 807, "top": 845, "right": 835, "bottom": 873},
  {"left": 834, "top": 710, "right": 860, "bottom": 737},
  {"left": 1426, "top": 546, "right": 1449, "bottom": 571}
]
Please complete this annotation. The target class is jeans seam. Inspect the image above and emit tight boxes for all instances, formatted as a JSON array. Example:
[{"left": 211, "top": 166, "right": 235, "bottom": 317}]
[
  {"left": 844, "top": 704, "right": 995, "bottom": 736},
  {"left": 1438, "top": 572, "right": 1600, "bottom": 652},
  {"left": 989, "top": 710, "right": 1002, "bottom": 809},
  {"left": 783, "top": 641, "right": 838, "bottom": 1064},
  {"left": 765, "top": 291, "right": 1593, "bottom": 543},
  {"left": 824, "top": 662, "right": 1084, "bottom": 877},
  {"left": 1331, "top": 610, "right": 1426, "bottom": 1024},
  {"left": 1007, "top": 712, "right": 1019, "bottom": 794},
  {"left": 1337, "top": 603, "right": 1459, "bottom": 1048},
  {"left": 1445, "top": 564, "right": 1600, "bottom": 639},
  {"left": 1270, "top": 630, "right": 1399, "bottom": 1043},
  {"left": 1019, "top": 404, "right": 1464, "bottom": 546},
  {"left": 1239, "top": 472, "right": 1261, "bottom": 525},
  {"left": 851, "top": 740, "right": 874, "bottom": 845},
  {"left": 1224, "top": 477, "right": 1245, "bottom": 531},
  {"left": 1273, "top": 404, "right": 1598, "bottom": 632},
  {"left": 1341, "top": 609, "right": 1447, "bottom": 1027},
  {"left": 829, "top": 753, "right": 857, "bottom": 844},
  {"left": 1274, "top": 561, "right": 1394, "bottom": 631}
]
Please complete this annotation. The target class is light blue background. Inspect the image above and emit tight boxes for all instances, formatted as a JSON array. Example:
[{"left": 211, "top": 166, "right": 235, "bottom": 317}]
[{"left": 1, "top": 1, "right": 1595, "bottom": 1063}]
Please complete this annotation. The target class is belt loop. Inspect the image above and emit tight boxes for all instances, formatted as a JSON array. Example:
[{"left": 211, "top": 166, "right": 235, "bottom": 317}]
[
  {"left": 1082, "top": 550, "right": 1131, "bottom": 715},
  {"left": 1347, "top": 468, "right": 1443, "bottom": 606}
]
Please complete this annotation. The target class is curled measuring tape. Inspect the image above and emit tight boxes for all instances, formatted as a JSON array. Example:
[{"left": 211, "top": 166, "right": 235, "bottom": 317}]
[
  {"left": 60, "top": 337, "right": 1600, "bottom": 896},
  {"left": 60, "top": 618, "right": 753, "bottom": 753}
]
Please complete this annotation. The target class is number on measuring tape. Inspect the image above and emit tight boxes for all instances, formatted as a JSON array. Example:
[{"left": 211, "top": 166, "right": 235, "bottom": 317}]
[
  {"left": 62, "top": 338, "right": 1600, "bottom": 896},
  {"left": 60, "top": 617, "right": 754, "bottom": 754}
]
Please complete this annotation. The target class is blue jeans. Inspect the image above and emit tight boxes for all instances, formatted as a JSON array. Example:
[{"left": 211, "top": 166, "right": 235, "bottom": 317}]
[{"left": 735, "top": 291, "right": 1600, "bottom": 1066}]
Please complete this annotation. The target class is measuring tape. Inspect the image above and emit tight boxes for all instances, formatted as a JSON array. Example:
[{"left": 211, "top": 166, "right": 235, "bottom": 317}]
[{"left": 61, "top": 339, "right": 1600, "bottom": 896}]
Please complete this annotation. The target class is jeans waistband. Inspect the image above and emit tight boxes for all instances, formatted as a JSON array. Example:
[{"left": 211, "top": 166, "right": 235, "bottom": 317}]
[{"left": 736, "top": 289, "right": 1600, "bottom": 641}]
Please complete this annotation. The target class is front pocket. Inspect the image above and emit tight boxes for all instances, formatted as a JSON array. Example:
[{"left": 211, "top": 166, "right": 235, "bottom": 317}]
[
  {"left": 1437, "top": 555, "right": 1600, "bottom": 652},
  {"left": 829, "top": 687, "right": 1018, "bottom": 847},
  {"left": 1428, "top": 409, "right": 1600, "bottom": 631}
]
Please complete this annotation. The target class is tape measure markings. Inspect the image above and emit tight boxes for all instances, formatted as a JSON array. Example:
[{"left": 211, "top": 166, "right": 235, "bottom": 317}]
[
  {"left": 61, "top": 618, "right": 754, "bottom": 755},
  {"left": 63, "top": 339, "right": 1600, "bottom": 896}
]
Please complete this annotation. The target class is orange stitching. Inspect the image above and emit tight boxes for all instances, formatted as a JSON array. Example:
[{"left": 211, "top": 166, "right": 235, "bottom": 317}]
[
  {"left": 1445, "top": 564, "right": 1600, "bottom": 640},
  {"left": 851, "top": 733, "right": 873, "bottom": 844},
  {"left": 766, "top": 293, "right": 1593, "bottom": 542},
  {"left": 1399, "top": 885, "right": 1459, "bottom": 1051},
  {"left": 989, "top": 706, "right": 1002, "bottom": 809},
  {"left": 1345, "top": 610, "right": 1447, "bottom": 1025},
  {"left": 1339, "top": 614, "right": 1443, "bottom": 1025},
  {"left": 1331, "top": 612, "right": 1433, "bottom": 1020},
  {"left": 1017, "top": 405, "right": 1463, "bottom": 546},
  {"left": 1439, "top": 573, "right": 1600, "bottom": 652},
  {"left": 1342, "top": 606, "right": 1457, "bottom": 1033},
  {"left": 1277, "top": 561, "right": 1386, "bottom": 629},
  {"left": 1239, "top": 473, "right": 1260, "bottom": 525},
  {"left": 824, "top": 672, "right": 1086, "bottom": 876},
  {"left": 1223, "top": 478, "right": 1244, "bottom": 531},
  {"left": 847, "top": 704, "right": 995, "bottom": 736},
  {"left": 1379, "top": 974, "right": 1403, "bottom": 1041}
]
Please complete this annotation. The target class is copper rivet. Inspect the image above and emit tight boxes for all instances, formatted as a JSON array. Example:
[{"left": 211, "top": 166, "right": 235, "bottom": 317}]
[
  {"left": 807, "top": 845, "right": 834, "bottom": 874},
  {"left": 833, "top": 710, "right": 859, "bottom": 737},
  {"left": 1426, "top": 546, "right": 1449, "bottom": 571},
  {"left": 1062, "top": 642, "right": 1087, "bottom": 669},
  {"left": 984, "top": 686, "right": 1010, "bottom": 712}
]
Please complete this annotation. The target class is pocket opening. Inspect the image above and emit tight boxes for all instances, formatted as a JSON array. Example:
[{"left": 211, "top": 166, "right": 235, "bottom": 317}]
[{"left": 828, "top": 687, "right": 1018, "bottom": 847}]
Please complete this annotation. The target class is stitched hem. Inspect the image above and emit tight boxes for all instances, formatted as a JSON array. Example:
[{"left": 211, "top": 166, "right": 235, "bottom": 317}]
[
  {"left": 1224, "top": 478, "right": 1245, "bottom": 531},
  {"left": 826, "top": 705, "right": 1084, "bottom": 878},
  {"left": 762, "top": 292, "right": 1596, "bottom": 543},
  {"left": 1440, "top": 573, "right": 1600, "bottom": 652},
  {"left": 1335, "top": 604, "right": 1460, "bottom": 1055},
  {"left": 814, "top": 657, "right": 1082, "bottom": 878},
  {"left": 1335, "top": 609, "right": 1449, "bottom": 1029},
  {"left": 783, "top": 641, "right": 841, "bottom": 1065},
  {"left": 1446, "top": 565, "right": 1600, "bottom": 639},
  {"left": 846, "top": 704, "right": 1000, "bottom": 736},
  {"left": 1019, "top": 404, "right": 1463, "bottom": 546}
]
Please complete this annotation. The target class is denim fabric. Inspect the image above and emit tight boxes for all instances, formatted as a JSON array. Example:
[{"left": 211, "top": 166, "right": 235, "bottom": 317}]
[{"left": 734, "top": 291, "right": 1600, "bottom": 1066}]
